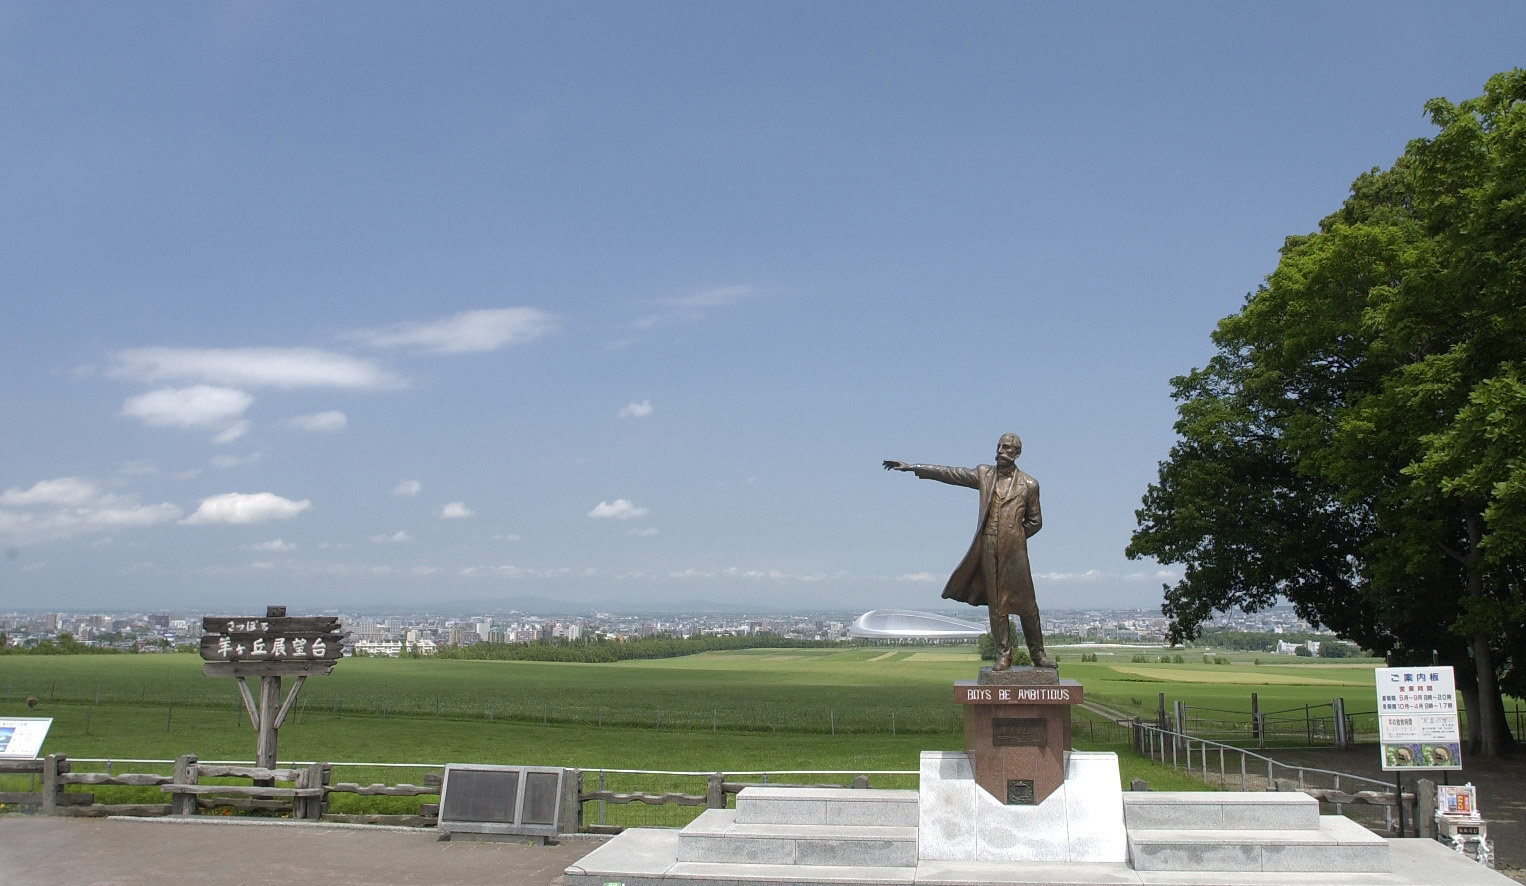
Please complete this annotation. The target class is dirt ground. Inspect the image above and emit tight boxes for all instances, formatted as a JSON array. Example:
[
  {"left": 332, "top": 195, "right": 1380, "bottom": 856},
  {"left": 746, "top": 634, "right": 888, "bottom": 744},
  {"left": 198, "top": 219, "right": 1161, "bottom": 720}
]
[{"left": 1268, "top": 745, "right": 1524, "bottom": 882}]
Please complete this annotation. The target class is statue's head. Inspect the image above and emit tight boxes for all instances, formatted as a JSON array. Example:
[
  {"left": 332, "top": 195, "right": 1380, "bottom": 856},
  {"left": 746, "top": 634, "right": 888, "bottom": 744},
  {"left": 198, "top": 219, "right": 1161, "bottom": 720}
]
[{"left": 996, "top": 433, "right": 1022, "bottom": 466}]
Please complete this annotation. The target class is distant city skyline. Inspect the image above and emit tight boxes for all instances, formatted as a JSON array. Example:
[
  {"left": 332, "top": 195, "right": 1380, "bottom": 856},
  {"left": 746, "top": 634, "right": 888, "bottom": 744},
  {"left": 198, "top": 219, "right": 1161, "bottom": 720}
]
[{"left": 5, "top": 5, "right": 1524, "bottom": 613}]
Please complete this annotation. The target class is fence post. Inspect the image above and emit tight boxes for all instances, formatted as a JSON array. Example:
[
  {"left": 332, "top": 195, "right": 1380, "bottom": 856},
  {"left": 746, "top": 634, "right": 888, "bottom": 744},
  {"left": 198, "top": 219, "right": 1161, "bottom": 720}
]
[
  {"left": 561, "top": 769, "right": 582, "bottom": 834},
  {"left": 171, "top": 754, "right": 198, "bottom": 816},
  {"left": 298, "top": 761, "right": 327, "bottom": 820},
  {"left": 1416, "top": 777, "right": 1436, "bottom": 839},
  {"left": 40, "top": 754, "right": 63, "bottom": 816},
  {"left": 1332, "top": 697, "right": 1348, "bottom": 749},
  {"left": 1157, "top": 693, "right": 1166, "bottom": 730},
  {"left": 706, "top": 773, "right": 725, "bottom": 809},
  {"left": 1250, "top": 692, "right": 1261, "bottom": 745}
]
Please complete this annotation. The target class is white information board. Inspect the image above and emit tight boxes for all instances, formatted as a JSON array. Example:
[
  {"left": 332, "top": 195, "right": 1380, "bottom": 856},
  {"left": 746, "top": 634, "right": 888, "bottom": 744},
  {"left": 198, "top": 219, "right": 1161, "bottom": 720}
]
[
  {"left": 1375, "top": 666, "right": 1462, "bottom": 771},
  {"left": 0, "top": 718, "right": 53, "bottom": 759}
]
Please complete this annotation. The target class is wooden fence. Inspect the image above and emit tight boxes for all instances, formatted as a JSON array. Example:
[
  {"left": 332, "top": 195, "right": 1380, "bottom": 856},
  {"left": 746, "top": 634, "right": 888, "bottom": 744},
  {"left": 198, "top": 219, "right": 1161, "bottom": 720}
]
[
  {"left": 2, "top": 756, "right": 901, "bottom": 832},
  {"left": 0, "top": 755, "right": 442, "bottom": 826}
]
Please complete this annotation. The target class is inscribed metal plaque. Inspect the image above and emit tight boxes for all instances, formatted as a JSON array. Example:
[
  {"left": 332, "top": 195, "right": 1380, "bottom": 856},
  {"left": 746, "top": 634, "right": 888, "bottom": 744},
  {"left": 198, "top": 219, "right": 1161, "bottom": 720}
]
[
  {"left": 1006, "top": 779, "right": 1036, "bottom": 805},
  {"left": 446, "top": 768, "right": 520, "bottom": 823},
  {"left": 521, "top": 770, "right": 560, "bottom": 826},
  {"left": 992, "top": 716, "right": 1047, "bottom": 747}
]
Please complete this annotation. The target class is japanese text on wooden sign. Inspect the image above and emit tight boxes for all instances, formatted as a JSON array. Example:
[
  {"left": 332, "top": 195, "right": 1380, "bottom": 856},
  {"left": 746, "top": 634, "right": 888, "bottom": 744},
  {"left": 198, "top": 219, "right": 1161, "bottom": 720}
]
[{"left": 200, "top": 616, "right": 344, "bottom": 664}]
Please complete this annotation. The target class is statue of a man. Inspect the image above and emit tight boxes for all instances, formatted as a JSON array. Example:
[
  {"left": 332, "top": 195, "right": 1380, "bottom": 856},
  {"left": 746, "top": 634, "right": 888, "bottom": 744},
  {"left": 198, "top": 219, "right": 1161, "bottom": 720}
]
[{"left": 884, "top": 433, "right": 1052, "bottom": 670}]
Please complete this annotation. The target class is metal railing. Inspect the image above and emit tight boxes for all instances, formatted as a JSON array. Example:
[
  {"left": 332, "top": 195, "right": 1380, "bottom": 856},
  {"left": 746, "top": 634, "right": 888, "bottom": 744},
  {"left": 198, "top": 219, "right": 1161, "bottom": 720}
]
[{"left": 1131, "top": 720, "right": 1415, "bottom": 834}]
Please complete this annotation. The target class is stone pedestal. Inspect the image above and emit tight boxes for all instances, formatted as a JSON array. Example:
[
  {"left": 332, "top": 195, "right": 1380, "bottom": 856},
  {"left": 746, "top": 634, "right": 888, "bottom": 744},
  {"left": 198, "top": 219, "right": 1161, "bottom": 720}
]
[{"left": 954, "top": 668, "right": 1082, "bottom": 805}]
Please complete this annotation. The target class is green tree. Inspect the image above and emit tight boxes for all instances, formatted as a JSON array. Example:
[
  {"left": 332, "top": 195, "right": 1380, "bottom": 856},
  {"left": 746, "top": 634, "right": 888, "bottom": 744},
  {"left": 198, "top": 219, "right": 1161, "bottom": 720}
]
[{"left": 1129, "top": 70, "right": 1526, "bottom": 756}]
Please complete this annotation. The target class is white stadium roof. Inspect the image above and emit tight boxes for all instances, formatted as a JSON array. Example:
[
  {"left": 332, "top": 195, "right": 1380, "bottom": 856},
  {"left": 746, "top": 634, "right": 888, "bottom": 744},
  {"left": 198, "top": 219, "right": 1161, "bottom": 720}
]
[{"left": 849, "top": 609, "right": 984, "bottom": 640}]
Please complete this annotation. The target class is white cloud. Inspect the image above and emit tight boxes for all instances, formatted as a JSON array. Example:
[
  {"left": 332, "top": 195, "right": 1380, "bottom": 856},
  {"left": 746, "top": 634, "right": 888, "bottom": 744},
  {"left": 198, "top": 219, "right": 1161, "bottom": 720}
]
[
  {"left": 491, "top": 533, "right": 521, "bottom": 541},
  {"left": 440, "top": 501, "right": 475, "bottom": 519},
  {"left": 663, "top": 284, "right": 756, "bottom": 309},
  {"left": 211, "top": 420, "right": 251, "bottom": 444},
  {"left": 634, "top": 285, "right": 757, "bottom": 329},
  {"left": 121, "top": 385, "right": 252, "bottom": 429},
  {"left": 1, "top": 477, "right": 99, "bottom": 506},
  {"left": 110, "top": 347, "right": 404, "bottom": 389},
  {"left": 0, "top": 477, "right": 182, "bottom": 543},
  {"left": 393, "top": 480, "right": 422, "bottom": 497},
  {"left": 1036, "top": 569, "right": 1111, "bottom": 583},
  {"left": 347, "top": 308, "right": 557, "bottom": 354},
  {"left": 619, "top": 400, "right": 653, "bottom": 419},
  {"left": 211, "top": 453, "right": 262, "bottom": 470},
  {"left": 897, "top": 572, "right": 938, "bottom": 582},
  {"left": 182, "top": 492, "right": 311, "bottom": 525},
  {"left": 588, "top": 499, "right": 648, "bottom": 520},
  {"left": 285, "top": 410, "right": 347, "bottom": 432},
  {"left": 370, "top": 530, "right": 413, "bottom": 543},
  {"left": 628, "top": 526, "right": 659, "bottom": 537},
  {"left": 243, "top": 539, "right": 296, "bottom": 552}
]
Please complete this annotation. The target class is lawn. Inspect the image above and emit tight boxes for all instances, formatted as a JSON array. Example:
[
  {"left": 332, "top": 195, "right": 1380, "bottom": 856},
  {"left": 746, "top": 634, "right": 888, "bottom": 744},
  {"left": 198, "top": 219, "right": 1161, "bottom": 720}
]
[{"left": 0, "top": 645, "right": 1399, "bottom": 823}]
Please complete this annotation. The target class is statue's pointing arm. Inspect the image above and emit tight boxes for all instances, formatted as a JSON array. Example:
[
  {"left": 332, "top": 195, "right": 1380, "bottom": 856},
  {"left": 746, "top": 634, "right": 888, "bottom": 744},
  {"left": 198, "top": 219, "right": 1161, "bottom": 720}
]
[{"left": 883, "top": 460, "right": 979, "bottom": 490}]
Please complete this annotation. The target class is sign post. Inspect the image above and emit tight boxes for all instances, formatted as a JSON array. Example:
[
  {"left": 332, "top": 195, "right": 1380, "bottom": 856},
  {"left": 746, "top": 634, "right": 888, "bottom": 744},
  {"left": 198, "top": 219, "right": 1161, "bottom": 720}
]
[{"left": 200, "top": 605, "right": 344, "bottom": 771}]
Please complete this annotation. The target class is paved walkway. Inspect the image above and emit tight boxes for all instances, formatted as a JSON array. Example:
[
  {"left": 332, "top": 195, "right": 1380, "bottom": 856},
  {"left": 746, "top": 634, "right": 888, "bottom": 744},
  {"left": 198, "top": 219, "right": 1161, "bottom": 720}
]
[{"left": 0, "top": 816, "right": 605, "bottom": 885}]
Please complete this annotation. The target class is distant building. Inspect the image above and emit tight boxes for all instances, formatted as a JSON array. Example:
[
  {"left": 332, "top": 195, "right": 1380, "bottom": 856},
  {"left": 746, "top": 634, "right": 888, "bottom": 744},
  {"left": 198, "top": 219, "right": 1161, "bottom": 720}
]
[{"left": 848, "top": 609, "right": 984, "bottom": 641}]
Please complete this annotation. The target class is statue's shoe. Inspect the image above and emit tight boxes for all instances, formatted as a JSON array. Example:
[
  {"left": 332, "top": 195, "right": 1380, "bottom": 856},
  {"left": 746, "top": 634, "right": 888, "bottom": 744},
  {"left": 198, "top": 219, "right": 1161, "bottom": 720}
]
[{"left": 1032, "top": 656, "right": 1058, "bottom": 669}]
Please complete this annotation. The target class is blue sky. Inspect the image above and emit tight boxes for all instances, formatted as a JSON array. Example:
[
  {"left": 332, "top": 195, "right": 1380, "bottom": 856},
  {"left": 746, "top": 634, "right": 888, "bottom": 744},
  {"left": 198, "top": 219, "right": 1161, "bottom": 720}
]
[{"left": 3, "top": 2, "right": 1523, "bottom": 615}]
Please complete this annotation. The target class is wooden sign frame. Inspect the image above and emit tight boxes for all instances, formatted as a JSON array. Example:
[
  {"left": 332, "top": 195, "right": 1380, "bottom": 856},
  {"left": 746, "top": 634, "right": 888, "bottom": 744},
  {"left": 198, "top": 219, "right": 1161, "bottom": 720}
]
[{"left": 200, "top": 606, "right": 345, "bottom": 771}]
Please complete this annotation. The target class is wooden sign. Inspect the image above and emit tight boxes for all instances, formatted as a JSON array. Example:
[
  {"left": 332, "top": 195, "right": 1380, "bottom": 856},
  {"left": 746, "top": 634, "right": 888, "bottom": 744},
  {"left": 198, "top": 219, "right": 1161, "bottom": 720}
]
[
  {"left": 199, "top": 606, "right": 344, "bottom": 771},
  {"left": 200, "top": 610, "right": 344, "bottom": 676}
]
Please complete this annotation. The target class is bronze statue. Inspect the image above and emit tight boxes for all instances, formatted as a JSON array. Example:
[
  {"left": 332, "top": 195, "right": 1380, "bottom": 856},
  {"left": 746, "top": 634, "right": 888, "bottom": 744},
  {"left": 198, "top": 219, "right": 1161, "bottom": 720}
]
[{"left": 884, "top": 433, "right": 1052, "bottom": 670}]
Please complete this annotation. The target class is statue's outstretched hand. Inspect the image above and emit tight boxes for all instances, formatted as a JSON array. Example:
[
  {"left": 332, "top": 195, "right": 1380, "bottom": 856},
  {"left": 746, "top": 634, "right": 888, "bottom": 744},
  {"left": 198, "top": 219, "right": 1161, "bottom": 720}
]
[{"left": 883, "top": 460, "right": 910, "bottom": 472}]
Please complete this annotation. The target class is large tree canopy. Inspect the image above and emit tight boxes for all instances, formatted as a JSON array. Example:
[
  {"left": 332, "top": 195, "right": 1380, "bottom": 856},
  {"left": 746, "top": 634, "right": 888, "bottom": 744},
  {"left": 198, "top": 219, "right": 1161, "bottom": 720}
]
[{"left": 1128, "top": 70, "right": 1525, "bottom": 757}]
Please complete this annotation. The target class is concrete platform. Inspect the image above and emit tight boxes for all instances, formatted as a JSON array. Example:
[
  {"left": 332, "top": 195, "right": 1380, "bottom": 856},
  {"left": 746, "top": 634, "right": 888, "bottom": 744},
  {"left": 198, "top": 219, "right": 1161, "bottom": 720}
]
[
  {"left": 564, "top": 831, "right": 1519, "bottom": 886},
  {"left": 679, "top": 808, "right": 920, "bottom": 866}
]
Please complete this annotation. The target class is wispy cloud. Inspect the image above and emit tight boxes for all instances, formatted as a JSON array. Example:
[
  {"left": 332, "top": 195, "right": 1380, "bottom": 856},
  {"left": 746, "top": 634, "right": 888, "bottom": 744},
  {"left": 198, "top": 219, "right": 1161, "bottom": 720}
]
[
  {"left": 182, "top": 492, "right": 311, "bottom": 525},
  {"left": 0, "top": 477, "right": 182, "bottom": 543},
  {"left": 628, "top": 526, "right": 659, "bottom": 537},
  {"left": 211, "top": 452, "right": 262, "bottom": 470},
  {"left": 121, "top": 385, "right": 252, "bottom": 429},
  {"left": 212, "top": 420, "right": 252, "bottom": 444},
  {"left": 439, "top": 501, "right": 475, "bottom": 519},
  {"left": 633, "top": 285, "right": 757, "bottom": 329},
  {"left": 588, "top": 499, "right": 648, "bottom": 520},
  {"left": 284, "top": 410, "right": 347, "bottom": 432},
  {"left": 110, "top": 347, "right": 404, "bottom": 389},
  {"left": 393, "top": 480, "right": 422, "bottom": 497},
  {"left": 370, "top": 530, "right": 413, "bottom": 543},
  {"left": 347, "top": 308, "right": 557, "bottom": 354},
  {"left": 619, "top": 400, "right": 653, "bottom": 419},
  {"left": 243, "top": 539, "right": 296, "bottom": 552}
]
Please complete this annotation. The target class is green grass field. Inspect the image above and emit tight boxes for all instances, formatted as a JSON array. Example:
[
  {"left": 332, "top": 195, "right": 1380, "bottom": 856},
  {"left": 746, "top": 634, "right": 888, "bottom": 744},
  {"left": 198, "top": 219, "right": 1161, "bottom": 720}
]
[{"left": 1, "top": 646, "right": 1417, "bottom": 822}]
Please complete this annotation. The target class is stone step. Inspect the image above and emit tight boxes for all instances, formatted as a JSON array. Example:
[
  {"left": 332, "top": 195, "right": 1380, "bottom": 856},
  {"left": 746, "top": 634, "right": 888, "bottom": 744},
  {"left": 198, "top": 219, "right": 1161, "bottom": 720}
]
[
  {"left": 1123, "top": 791, "right": 1321, "bottom": 832},
  {"left": 1127, "top": 815, "right": 1389, "bottom": 873},
  {"left": 678, "top": 808, "right": 919, "bottom": 868},
  {"left": 735, "top": 786, "right": 920, "bottom": 828}
]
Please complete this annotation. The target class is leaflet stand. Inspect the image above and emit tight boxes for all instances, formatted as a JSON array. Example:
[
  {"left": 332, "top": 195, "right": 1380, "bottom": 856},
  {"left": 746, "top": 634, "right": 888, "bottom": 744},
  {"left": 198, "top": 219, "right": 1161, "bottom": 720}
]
[{"left": 1435, "top": 783, "right": 1493, "bottom": 868}]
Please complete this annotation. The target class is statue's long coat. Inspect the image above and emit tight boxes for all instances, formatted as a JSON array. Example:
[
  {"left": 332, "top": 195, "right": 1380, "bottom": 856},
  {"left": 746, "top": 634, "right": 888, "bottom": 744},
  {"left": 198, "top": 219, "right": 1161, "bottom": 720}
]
[{"left": 908, "top": 463, "right": 1042, "bottom": 611}]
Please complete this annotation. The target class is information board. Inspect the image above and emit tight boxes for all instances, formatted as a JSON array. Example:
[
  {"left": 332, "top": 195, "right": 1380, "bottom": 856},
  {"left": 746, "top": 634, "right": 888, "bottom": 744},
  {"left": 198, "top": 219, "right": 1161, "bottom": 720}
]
[
  {"left": 1375, "top": 666, "right": 1462, "bottom": 771},
  {"left": 0, "top": 718, "right": 53, "bottom": 759}
]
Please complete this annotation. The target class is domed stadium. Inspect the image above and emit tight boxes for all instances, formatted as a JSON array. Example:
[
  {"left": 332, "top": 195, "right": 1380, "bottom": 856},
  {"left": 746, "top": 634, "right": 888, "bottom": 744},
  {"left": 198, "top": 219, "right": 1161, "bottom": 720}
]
[{"left": 849, "top": 609, "right": 984, "bottom": 640}]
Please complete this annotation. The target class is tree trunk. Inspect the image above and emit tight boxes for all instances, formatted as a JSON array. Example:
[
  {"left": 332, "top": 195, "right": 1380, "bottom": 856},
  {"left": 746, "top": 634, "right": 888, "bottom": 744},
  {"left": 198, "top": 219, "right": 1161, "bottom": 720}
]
[
  {"left": 1461, "top": 514, "right": 1512, "bottom": 758},
  {"left": 1454, "top": 660, "right": 1483, "bottom": 755}
]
